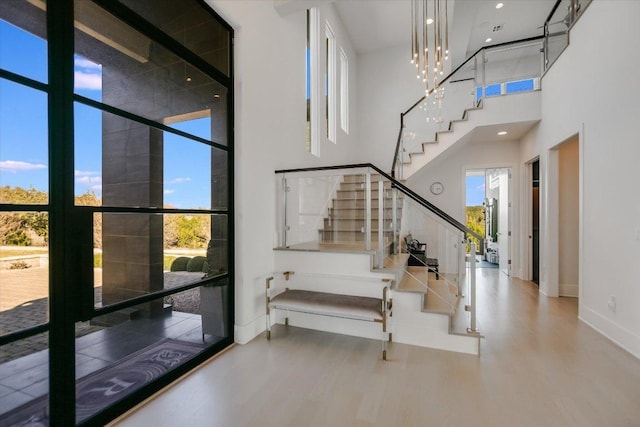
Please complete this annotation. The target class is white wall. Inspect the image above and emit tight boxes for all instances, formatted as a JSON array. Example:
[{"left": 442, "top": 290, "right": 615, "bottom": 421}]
[
  {"left": 357, "top": 45, "right": 425, "bottom": 170},
  {"left": 207, "top": 0, "right": 360, "bottom": 343},
  {"left": 527, "top": 0, "right": 640, "bottom": 357},
  {"left": 558, "top": 136, "right": 579, "bottom": 297}
]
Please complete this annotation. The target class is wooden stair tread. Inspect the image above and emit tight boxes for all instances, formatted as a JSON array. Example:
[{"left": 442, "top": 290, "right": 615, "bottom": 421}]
[
  {"left": 422, "top": 279, "right": 457, "bottom": 315},
  {"left": 396, "top": 266, "right": 429, "bottom": 293}
]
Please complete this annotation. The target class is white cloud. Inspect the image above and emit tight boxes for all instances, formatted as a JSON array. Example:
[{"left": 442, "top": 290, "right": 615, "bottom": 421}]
[
  {"left": 74, "top": 57, "right": 101, "bottom": 70},
  {"left": 0, "top": 160, "right": 47, "bottom": 172},
  {"left": 76, "top": 176, "right": 102, "bottom": 185},
  {"left": 91, "top": 184, "right": 102, "bottom": 192},
  {"left": 75, "top": 170, "right": 99, "bottom": 177},
  {"left": 74, "top": 70, "right": 102, "bottom": 90},
  {"left": 168, "top": 177, "right": 192, "bottom": 184},
  {"left": 476, "top": 184, "right": 486, "bottom": 191},
  {"left": 164, "top": 189, "right": 175, "bottom": 194}
]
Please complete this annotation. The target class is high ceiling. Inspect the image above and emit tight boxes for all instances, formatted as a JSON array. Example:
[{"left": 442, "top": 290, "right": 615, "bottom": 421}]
[{"left": 333, "top": 0, "right": 556, "bottom": 67}]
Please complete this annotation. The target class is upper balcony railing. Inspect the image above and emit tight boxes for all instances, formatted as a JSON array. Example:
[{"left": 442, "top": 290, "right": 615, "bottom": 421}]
[
  {"left": 392, "top": 37, "right": 544, "bottom": 180},
  {"left": 543, "top": 0, "right": 592, "bottom": 70},
  {"left": 392, "top": 0, "right": 592, "bottom": 180}
]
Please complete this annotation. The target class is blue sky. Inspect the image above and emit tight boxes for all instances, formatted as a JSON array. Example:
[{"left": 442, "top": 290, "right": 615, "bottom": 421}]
[
  {"left": 0, "top": 19, "right": 211, "bottom": 209},
  {"left": 466, "top": 175, "right": 485, "bottom": 206}
]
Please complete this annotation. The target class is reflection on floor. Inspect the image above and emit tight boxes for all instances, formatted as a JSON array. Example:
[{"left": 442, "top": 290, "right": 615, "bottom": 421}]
[
  {"left": 116, "top": 269, "right": 640, "bottom": 427},
  {"left": 475, "top": 254, "right": 498, "bottom": 269},
  {"left": 0, "top": 310, "right": 214, "bottom": 420}
]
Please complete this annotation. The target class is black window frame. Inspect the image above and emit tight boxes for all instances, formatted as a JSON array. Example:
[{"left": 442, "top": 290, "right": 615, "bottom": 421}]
[{"left": 0, "top": 1, "right": 234, "bottom": 425}]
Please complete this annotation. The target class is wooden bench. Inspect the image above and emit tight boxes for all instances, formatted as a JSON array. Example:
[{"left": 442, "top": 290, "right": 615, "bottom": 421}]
[{"left": 265, "top": 272, "right": 393, "bottom": 360}]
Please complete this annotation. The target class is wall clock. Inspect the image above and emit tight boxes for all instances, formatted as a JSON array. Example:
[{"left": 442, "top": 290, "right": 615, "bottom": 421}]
[{"left": 430, "top": 181, "right": 444, "bottom": 195}]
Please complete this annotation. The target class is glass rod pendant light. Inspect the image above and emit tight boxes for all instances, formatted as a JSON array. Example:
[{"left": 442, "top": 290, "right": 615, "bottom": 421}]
[{"left": 410, "top": 0, "right": 449, "bottom": 96}]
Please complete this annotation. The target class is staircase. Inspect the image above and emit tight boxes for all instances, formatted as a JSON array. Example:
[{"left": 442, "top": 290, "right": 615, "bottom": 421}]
[
  {"left": 274, "top": 170, "right": 481, "bottom": 355},
  {"left": 320, "top": 173, "right": 401, "bottom": 249},
  {"left": 400, "top": 90, "right": 541, "bottom": 179}
]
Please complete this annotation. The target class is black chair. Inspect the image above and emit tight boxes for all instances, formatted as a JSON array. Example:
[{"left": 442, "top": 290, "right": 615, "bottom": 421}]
[{"left": 404, "top": 234, "right": 440, "bottom": 280}]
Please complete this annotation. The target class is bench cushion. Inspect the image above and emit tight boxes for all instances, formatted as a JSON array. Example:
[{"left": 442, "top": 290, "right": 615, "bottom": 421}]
[{"left": 269, "top": 289, "right": 383, "bottom": 322}]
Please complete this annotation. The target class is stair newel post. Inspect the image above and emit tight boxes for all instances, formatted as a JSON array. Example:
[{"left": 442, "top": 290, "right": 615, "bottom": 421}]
[
  {"left": 469, "top": 240, "right": 478, "bottom": 333},
  {"left": 377, "top": 177, "right": 384, "bottom": 268},
  {"left": 282, "top": 176, "right": 288, "bottom": 248},
  {"left": 480, "top": 49, "right": 486, "bottom": 100},
  {"left": 400, "top": 116, "right": 405, "bottom": 180},
  {"left": 365, "top": 172, "right": 372, "bottom": 251},
  {"left": 392, "top": 187, "right": 398, "bottom": 255}
]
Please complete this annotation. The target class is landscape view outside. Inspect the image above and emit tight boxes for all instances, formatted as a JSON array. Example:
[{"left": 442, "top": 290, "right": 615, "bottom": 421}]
[{"left": 466, "top": 174, "right": 486, "bottom": 252}]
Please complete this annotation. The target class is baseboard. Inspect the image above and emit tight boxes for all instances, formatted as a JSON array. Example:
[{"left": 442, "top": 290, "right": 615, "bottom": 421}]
[
  {"left": 559, "top": 283, "right": 578, "bottom": 298},
  {"left": 579, "top": 305, "right": 640, "bottom": 360},
  {"left": 234, "top": 315, "right": 266, "bottom": 344}
]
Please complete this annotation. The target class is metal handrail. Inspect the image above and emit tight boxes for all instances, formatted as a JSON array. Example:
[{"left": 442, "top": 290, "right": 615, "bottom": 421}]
[
  {"left": 391, "top": 35, "right": 544, "bottom": 177},
  {"left": 275, "top": 163, "right": 484, "bottom": 242}
]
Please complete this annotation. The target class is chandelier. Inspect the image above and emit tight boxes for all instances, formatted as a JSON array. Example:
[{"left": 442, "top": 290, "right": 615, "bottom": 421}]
[{"left": 410, "top": 0, "right": 450, "bottom": 95}]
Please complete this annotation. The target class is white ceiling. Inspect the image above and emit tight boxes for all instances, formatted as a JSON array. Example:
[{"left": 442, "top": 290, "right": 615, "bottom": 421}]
[{"left": 333, "top": 0, "right": 556, "bottom": 67}]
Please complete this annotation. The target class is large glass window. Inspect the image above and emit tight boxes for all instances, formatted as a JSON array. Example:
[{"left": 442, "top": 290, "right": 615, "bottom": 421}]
[
  {"left": 0, "top": 4, "right": 47, "bottom": 83},
  {"left": 116, "top": 0, "right": 231, "bottom": 77},
  {"left": 325, "top": 23, "right": 336, "bottom": 143},
  {"left": 339, "top": 48, "right": 349, "bottom": 134},
  {"left": 306, "top": 8, "right": 319, "bottom": 156},
  {"left": 0, "top": 2, "right": 50, "bottom": 422},
  {"left": 0, "top": 0, "right": 232, "bottom": 425},
  {"left": 0, "top": 80, "right": 49, "bottom": 202}
]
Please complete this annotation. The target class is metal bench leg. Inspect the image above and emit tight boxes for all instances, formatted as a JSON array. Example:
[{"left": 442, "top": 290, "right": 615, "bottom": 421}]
[{"left": 266, "top": 276, "right": 273, "bottom": 340}]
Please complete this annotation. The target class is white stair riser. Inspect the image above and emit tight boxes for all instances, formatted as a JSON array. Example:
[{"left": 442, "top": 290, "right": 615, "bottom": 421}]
[
  {"left": 404, "top": 91, "right": 541, "bottom": 179},
  {"left": 275, "top": 250, "right": 376, "bottom": 276}
]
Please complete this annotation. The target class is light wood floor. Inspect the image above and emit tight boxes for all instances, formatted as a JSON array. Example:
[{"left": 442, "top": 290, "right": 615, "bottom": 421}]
[{"left": 112, "top": 269, "right": 640, "bottom": 427}]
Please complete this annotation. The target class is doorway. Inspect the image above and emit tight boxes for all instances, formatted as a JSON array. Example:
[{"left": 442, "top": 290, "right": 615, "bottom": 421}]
[
  {"left": 531, "top": 159, "right": 540, "bottom": 284},
  {"left": 465, "top": 168, "right": 511, "bottom": 274},
  {"left": 557, "top": 137, "right": 579, "bottom": 297}
]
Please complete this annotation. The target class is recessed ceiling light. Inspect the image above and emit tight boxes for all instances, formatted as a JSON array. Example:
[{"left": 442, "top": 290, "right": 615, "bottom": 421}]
[
  {"left": 485, "top": 37, "right": 493, "bottom": 43},
  {"left": 426, "top": 18, "right": 434, "bottom": 25},
  {"left": 498, "top": 131, "right": 508, "bottom": 136},
  {"left": 496, "top": 3, "right": 504, "bottom": 9},
  {"left": 186, "top": 77, "right": 192, "bottom": 82},
  {"left": 213, "top": 93, "right": 220, "bottom": 98}
]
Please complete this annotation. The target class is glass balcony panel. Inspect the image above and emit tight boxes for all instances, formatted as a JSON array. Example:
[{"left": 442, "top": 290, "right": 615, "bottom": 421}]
[
  {"left": 402, "top": 59, "right": 476, "bottom": 158},
  {"left": 95, "top": 212, "right": 227, "bottom": 309},
  {"left": 484, "top": 40, "right": 543, "bottom": 89},
  {"left": 401, "top": 39, "right": 543, "bottom": 179},
  {"left": 0, "top": 2, "right": 47, "bottom": 83},
  {"left": 277, "top": 168, "right": 379, "bottom": 249},
  {"left": 0, "top": 332, "right": 49, "bottom": 423},
  {"left": 545, "top": 32, "right": 569, "bottom": 70},
  {"left": 382, "top": 185, "right": 399, "bottom": 264},
  {"left": 396, "top": 197, "right": 464, "bottom": 303}
]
